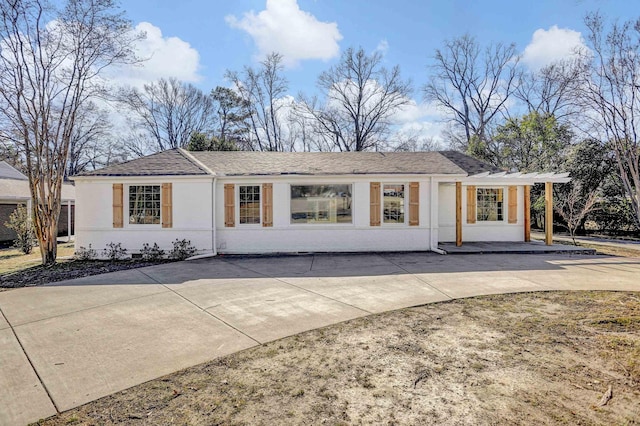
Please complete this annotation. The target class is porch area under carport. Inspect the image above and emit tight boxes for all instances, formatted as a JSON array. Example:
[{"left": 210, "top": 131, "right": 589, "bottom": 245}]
[{"left": 439, "top": 171, "right": 572, "bottom": 248}]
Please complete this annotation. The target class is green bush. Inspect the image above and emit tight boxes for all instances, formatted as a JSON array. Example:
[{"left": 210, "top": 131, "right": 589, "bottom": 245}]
[
  {"left": 169, "top": 239, "right": 197, "bottom": 260},
  {"left": 4, "top": 204, "right": 35, "bottom": 254}
]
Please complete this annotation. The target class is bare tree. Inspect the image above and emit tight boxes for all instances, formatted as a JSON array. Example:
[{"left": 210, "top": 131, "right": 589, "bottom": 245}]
[
  {"left": 120, "top": 77, "right": 214, "bottom": 153},
  {"left": 554, "top": 183, "right": 599, "bottom": 244},
  {"left": 225, "top": 53, "right": 291, "bottom": 151},
  {"left": 66, "top": 102, "right": 112, "bottom": 178},
  {"left": 390, "top": 131, "right": 440, "bottom": 152},
  {"left": 299, "top": 47, "right": 412, "bottom": 152},
  {"left": 514, "top": 60, "right": 581, "bottom": 122},
  {"left": 578, "top": 13, "right": 640, "bottom": 229},
  {"left": 424, "top": 35, "right": 520, "bottom": 157},
  {"left": 0, "top": 0, "right": 141, "bottom": 264}
]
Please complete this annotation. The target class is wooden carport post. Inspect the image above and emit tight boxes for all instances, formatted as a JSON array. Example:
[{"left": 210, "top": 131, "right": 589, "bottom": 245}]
[
  {"left": 455, "top": 182, "right": 462, "bottom": 247},
  {"left": 524, "top": 185, "right": 531, "bottom": 242},
  {"left": 545, "top": 182, "right": 553, "bottom": 245}
]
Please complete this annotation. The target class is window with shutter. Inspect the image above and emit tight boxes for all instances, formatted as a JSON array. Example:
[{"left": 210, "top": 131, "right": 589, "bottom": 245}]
[
  {"left": 262, "top": 183, "right": 273, "bottom": 227},
  {"left": 224, "top": 184, "right": 235, "bottom": 227},
  {"left": 508, "top": 186, "right": 517, "bottom": 224},
  {"left": 466, "top": 185, "right": 476, "bottom": 224},
  {"left": 408, "top": 182, "right": 419, "bottom": 226},
  {"left": 113, "top": 183, "right": 123, "bottom": 228},
  {"left": 370, "top": 182, "right": 381, "bottom": 226},
  {"left": 162, "top": 183, "right": 172, "bottom": 228}
]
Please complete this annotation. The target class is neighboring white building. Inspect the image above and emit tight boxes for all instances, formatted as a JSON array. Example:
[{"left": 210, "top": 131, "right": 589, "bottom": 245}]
[
  {"left": 0, "top": 162, "right": 75, "bottom": 244},
  {"left": 71, "top": 149, "right": 569, "bottom": 257}
]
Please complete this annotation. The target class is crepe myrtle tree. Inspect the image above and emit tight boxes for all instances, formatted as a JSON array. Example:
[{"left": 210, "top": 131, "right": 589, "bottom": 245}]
[{"left": 0, "top": 0, "right": 142, "bottom": 265}]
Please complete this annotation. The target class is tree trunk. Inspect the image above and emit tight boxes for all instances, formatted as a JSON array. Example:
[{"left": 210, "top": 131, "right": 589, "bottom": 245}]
[{"left": 37, "top": 218, "right": 58, "bottom": 266}]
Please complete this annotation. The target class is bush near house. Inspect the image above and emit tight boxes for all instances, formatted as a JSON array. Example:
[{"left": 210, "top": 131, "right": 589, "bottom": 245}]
[{"left": 4, "top": 205, "right": 35, "bottom": 254}]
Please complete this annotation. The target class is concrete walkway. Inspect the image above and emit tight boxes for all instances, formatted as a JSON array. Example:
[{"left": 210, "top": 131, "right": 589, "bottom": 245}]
[{"left": 1, "top": 252, "right": 640, "bottom": 425}]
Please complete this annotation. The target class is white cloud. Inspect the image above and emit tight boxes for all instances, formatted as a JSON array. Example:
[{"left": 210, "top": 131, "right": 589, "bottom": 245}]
[
  {"left": 522, "top": 25, "right": 587, "bottom": 70},
  {"left": 376, "top": 39, "right": 389, "bottom": 55},
  {"left": 106, "top": 22, "right": 202, "bottom": 87},
  {"left": 389, "top": 99, "right": 450, "bottom": 147},
  {"left": 393, "top": 99, "right": 445, "bottom": 124},
  {"left": 226, "top": 0, "right": 342, "bottom": 67}
]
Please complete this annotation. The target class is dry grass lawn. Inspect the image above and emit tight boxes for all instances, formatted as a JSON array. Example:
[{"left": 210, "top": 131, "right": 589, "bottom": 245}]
[
  {"left": 0, "top": 243, "right": 171, "bottom": 289},
  {"left": 36, "top": 291, "right": 640, "bottom": 426},
  {"left": 0, "top": 242, "right": 75, "bottom": 275}
]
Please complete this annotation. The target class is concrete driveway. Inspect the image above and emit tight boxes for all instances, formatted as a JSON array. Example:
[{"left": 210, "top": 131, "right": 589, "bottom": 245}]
[{"left": 1, "top": 252, "right": 639, "bottom": 425}]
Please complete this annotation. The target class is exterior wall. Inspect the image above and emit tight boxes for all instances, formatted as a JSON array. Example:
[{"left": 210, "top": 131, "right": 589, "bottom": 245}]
[
  {"left": 75, "top": 178, "right": 213, "bottom": 256},
  {"left": 216, "top": 176, "right": 433, "bottom": 254},
  {"left": 438, "top": 182, "right": 525, "bottom": 242},
  {"left": 75, "top": 174, "right": 531, "bottom": 256}
]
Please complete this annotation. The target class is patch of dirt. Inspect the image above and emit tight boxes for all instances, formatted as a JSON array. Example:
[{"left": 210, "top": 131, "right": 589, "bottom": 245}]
[
  {"left": 0, "top": 259, "right": 172, "bottom": 289},
  {"left": 36, "top": 291, "right": 640, "bottom": 425}
]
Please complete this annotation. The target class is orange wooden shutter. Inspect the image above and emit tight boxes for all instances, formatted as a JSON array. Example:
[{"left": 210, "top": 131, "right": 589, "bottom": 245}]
[
  {"left": 466, "top": 185, "right": 476, "bottom": 224},
  {"left": 508, "top": 185, "right": 517, "bottom": 224},
  {"left": 112, "top": 183, "right": 123, "bottom": 228},
  {"left": 161, "top": 183, "right": 173, "bottom": 228},
  {"left": 408, "top": 182, "right": 419, "bottom": 226},
  {"left": 224, "top": 184, "right": 235, "bottom": 227},
  {"left": 262, "top": 183, "right": 273, "bottom": 227},
  {"left": 370, "top": 182, "right": 381, "bottom": 226}
]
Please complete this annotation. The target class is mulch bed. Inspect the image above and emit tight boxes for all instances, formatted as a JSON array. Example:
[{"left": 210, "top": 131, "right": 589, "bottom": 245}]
[{"left": 0, "top": 259, "right": 173, "bottom": 289}]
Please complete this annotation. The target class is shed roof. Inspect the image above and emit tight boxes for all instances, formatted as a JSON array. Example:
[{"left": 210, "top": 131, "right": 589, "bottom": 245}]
[
  {"left": 0, "top": 179, "right": 75, "bottom": 202},
  {"left": 0, "top": 162, "right": 28, "bottom": 180},
  {"left": 76, "top": 149, "right": 503, "bottom": 177}
]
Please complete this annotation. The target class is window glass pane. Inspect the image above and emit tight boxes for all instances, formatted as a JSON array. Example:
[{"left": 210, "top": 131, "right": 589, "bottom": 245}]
[
  {"left": 239, "top": 185, "right": 261, "bottom": 224},
  {"left": 291, "top": 185, "right": 352, "bottom": 224},
  {"left": 129, "top": 185, "right": 161, "bottom": 224},
  {"left": 476, "top": 188, "right": 503, "bottom": 221},
  {"left": 383, "top": 184, "right": 405, "bottom": 223}
]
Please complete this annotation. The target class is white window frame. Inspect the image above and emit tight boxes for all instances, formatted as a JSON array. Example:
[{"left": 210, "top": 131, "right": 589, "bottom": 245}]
[
  {"left": 126, "top": 184, "right": 162, "bottom": 227},
  {"left": 381, "top": 183, "right": 407, "bottom": 226},
  {"left": 289, "top": 183, "right": 354, "bottom": 226},
  {"left": 238, "top": 184, "right": 262, "bottom": 226},
  {"left": 476, "top": 187, "right": 505, "bottom": 222}
]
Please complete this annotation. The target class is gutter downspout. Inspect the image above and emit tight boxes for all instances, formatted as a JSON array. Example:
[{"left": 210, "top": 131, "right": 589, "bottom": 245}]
[
  {"left": 212, "top": 177, "right": 217, "bottom": 256},
  {"left": 430, "top": 177, "right": 447, "bottom": 255}
]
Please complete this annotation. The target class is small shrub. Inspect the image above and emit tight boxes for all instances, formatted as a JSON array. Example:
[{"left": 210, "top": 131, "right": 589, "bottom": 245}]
[
  {"left": 169, "top": 238, "right": 197, "bottom": 260},
  {"left": 4, "top": 204, "right": 35, "bottom": 254},
  {"left": 75, "top": 244, "right": 97, "bottom": 260},
  {"left": 140, "top": 242, "right": 165, "bottom": 261},
  {"left": 102, "top": 242, "right": 128, "bottom": 261}
]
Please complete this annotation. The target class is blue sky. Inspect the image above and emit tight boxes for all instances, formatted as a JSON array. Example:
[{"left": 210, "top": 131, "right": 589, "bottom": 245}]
[{"left": 112, "top": 0, "right": 640, "bottom": 142}]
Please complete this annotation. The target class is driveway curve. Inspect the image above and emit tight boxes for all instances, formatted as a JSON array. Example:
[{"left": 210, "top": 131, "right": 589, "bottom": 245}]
[{"left": 1, "top": 252, "right": 639, "bottom": 425}]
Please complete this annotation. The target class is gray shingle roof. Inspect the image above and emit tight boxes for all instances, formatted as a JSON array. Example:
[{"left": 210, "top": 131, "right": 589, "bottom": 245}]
[
  {"left": 0, "top": 161, "right": 28, "bottom": 180},
  {"left": 76, "top": 149, "right": 209, "bottom": 177},
  {"left": 75, "top": 149, "right": 503, "bottom": 177},
  {"left": 0, "top": 179, "right": 75, "bottom": 201},
  {"left": 438, "top": 151, "right": 504, "bottom": 175},
  {"left": 191, "top": 151, "right": 472, "bottom": 176}
]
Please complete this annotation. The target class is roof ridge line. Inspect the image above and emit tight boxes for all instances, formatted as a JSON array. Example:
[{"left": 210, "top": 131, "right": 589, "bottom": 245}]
[{"left": 178, "top": 149, "right": 216, "bottom": 176}]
